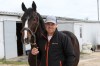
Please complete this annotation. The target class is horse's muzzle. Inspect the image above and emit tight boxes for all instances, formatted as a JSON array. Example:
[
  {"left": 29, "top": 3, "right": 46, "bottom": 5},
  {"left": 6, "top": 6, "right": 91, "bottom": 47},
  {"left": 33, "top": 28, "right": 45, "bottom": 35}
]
[{"left": 24, "top": 38, "right": 30, "bottom": 44}]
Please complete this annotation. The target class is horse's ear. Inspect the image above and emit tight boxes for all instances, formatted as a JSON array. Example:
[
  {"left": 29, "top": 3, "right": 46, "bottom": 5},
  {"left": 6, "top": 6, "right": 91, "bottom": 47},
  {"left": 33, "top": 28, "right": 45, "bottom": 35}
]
[
  {"left": 32, "top": 1, "right": 37, "bottom": 11},
  {"left": 22, "top": 2, "right": 27, "bottom": 11}
]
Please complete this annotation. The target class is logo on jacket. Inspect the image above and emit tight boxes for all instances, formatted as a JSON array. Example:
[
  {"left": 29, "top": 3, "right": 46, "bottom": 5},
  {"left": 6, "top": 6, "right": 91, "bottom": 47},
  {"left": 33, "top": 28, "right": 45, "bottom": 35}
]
[{"left": 52, "top": 43, "right": 58, "bottom": 45}]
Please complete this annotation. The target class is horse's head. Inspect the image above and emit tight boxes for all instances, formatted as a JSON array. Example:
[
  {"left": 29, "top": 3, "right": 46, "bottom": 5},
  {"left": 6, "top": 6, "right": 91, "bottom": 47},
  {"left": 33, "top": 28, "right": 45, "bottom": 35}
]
[{"left": 21, "top": 1, "right": 39, "bottom": 44}]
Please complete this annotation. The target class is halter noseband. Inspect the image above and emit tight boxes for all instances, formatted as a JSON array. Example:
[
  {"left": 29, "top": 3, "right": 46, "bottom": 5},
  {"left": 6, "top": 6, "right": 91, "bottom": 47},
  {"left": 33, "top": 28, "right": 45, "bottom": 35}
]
[{"left": 22, "top": 13, "right": 39, "bottom": 44}]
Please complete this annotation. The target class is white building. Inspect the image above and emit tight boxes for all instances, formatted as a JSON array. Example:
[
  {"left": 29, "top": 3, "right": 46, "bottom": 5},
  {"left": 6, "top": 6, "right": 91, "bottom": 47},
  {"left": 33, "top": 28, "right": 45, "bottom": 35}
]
[
  {"left": 58, "top": 20, "right": 100, "bottom": 51},
  {"left": 0, "top": 11, "right": 22, "bottom": 59},
  {"left": 0, "top": 11, "right": 100, "bottom": 59}
]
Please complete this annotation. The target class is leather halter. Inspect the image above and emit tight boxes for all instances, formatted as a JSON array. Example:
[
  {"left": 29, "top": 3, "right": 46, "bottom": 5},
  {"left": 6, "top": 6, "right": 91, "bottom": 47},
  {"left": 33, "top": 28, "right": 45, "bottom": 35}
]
[{"left": 21, "top": 13, "right": 39, "bottom": 44}]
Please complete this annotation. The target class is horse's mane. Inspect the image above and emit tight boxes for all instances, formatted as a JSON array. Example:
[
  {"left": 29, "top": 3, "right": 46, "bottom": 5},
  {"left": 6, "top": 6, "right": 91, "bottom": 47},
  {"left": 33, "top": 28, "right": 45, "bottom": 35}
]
[
  {"left": 36, "top": 13, "right": 46, "bottom": 38},
  {"left": 37, "top": 13, "right": 46, "bottom": 32}
]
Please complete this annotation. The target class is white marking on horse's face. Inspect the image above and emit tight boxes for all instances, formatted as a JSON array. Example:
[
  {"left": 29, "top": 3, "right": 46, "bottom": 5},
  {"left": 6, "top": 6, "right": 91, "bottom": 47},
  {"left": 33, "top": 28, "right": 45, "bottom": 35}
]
[{"left": 24, "top": 19, "right": 28, "bottom": 39}]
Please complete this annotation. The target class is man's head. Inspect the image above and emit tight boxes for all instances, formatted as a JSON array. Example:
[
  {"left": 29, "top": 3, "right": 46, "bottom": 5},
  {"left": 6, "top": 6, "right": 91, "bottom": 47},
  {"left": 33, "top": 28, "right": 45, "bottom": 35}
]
[{"left": 45, "top": 16, "right": 57, "bottom": 35}]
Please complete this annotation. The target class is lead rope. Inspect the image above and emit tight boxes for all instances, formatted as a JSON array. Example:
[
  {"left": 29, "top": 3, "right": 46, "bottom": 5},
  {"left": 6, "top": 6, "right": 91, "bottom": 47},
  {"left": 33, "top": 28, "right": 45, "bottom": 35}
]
[
  {"left": 31, "top": 15, "right": 39, "bottom": 66},
  {"left": 31, "top": 33, "right": 37, "bottom": 66}
]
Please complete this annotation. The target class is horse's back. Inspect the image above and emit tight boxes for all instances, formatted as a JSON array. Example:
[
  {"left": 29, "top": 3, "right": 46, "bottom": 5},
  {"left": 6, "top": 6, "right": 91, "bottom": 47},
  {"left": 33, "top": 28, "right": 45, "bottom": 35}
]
[{"left": 61, "top": 31, "right": 80, "bottom": 66}]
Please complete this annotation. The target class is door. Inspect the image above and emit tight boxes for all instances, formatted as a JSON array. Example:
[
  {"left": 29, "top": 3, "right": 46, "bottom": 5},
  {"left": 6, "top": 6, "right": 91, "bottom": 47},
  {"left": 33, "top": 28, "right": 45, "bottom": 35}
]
[
  {"left": 16, "top": 23, "right": 23, "bottom": 56},
  {"left": 4, "top": 21, "right": 17, "bottom": 59},
  {"left": 74, "top": 24, "right": 83, "bottom": 51}
]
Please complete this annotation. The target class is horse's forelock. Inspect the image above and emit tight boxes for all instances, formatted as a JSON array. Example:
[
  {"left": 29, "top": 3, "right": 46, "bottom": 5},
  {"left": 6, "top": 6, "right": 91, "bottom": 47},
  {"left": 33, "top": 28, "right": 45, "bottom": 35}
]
[
  {"left": 26, "top": 8, "right": 33, "bottom": 15},
  {"left": 21, "top": 8, "right": 34, "bottom": 21}
]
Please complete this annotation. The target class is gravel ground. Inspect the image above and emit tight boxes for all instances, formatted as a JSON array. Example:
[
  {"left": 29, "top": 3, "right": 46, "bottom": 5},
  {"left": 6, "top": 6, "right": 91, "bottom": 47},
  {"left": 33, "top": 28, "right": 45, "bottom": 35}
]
[{"left": 0, "top": 52, "right": 100, "bottom": 66}]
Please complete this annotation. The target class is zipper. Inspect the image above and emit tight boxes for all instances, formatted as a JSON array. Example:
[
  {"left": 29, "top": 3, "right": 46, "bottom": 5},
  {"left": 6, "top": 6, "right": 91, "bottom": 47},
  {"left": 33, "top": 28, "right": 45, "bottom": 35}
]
[{"left": 46, "top": 41, "right": 50, "bottom": 66}]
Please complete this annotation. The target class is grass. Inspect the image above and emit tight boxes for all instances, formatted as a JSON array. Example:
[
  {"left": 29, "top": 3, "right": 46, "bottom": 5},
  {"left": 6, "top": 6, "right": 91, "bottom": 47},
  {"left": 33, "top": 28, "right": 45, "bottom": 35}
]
[{"left": 0, "top": 59, "right": 28, "bottom": 65}]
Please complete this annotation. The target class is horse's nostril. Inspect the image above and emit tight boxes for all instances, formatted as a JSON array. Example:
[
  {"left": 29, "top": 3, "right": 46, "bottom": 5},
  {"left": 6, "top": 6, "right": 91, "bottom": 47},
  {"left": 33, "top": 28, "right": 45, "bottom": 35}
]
[
  {"left": 24, "top": 38, "right": 30, "bottom": 44},
  {"left": 25, "top": 38, "right": 28, "bottom": 42}
]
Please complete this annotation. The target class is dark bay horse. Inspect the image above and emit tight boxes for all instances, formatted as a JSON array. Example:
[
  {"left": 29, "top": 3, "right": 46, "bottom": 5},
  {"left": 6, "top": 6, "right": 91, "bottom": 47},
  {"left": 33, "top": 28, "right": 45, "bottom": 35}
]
[{"left": 21, "top": 1, "right": 80, "bottom": 66}]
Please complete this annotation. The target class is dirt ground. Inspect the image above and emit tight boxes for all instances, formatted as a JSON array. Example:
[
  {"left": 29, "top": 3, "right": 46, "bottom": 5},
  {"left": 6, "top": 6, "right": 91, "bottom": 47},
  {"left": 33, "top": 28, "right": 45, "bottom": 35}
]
[
  {"left": 78, "top": 51, "right": 100, "bottom": 66},
  {"left": 0, "top": 52, "right": 100, "bottom": 66}
]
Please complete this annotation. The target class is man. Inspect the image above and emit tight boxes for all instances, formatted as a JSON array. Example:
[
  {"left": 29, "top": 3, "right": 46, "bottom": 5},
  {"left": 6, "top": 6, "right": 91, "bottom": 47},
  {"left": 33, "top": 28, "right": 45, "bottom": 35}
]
[{"left": 31, "top": 15, "right": 75, "bottom": 66}]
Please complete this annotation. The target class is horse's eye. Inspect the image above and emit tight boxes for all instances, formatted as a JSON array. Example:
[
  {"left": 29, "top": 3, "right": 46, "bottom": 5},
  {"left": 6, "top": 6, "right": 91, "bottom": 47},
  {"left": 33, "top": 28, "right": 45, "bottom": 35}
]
[
  {"left": 33, "top": 19, "right": 37, "bottom": 23},
  {"left": 34, "top": 18, "right": 36, "bottom": 21}
]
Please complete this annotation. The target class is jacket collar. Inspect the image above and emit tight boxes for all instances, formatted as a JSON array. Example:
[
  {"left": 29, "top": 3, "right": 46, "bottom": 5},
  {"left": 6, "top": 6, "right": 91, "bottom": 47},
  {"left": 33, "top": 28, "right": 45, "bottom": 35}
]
[{"left": 42, "top": 29, "right": 58, "bottom": 41}]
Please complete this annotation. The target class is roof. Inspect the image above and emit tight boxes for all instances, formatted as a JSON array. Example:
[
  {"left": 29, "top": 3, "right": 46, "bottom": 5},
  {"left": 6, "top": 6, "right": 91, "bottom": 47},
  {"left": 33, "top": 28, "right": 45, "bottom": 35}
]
[
  {"left": 0, "top": 11, "right": 100, "bottom": 23},
  {"left": 0, "top": 11, "right": 81, "bottom": 20},
  {"left": 0, "top": 11, "right": 22, "bottom": 17}
]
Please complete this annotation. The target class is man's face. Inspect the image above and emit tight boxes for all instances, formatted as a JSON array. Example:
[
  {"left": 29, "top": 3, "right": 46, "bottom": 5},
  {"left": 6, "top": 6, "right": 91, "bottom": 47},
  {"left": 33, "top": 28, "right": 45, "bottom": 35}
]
[{"left": 45, "top": 22, "right": 57, "bottom": 35}]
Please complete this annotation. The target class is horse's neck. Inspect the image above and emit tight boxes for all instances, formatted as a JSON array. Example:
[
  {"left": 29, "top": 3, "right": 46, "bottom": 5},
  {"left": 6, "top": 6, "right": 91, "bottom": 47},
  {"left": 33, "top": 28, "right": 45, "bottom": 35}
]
[
  {"left": 35, "top": 25, "right": 45, "bottom": 39},
  {"left": 35, "top": 13, "right": 46, "bottom": 38}
]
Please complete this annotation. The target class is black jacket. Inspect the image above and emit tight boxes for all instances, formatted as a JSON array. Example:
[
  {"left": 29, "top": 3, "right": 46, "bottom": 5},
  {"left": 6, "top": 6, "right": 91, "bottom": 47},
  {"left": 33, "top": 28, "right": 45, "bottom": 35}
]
[{"left": 28, "top": 29, "right": 75, "bottom": 66}]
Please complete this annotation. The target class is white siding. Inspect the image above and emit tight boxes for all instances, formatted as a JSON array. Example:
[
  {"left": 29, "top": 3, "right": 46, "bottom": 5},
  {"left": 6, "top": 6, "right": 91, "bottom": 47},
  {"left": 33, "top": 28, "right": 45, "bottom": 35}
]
[
  {"left": 0, "top": 21, "right": 4, "bottom": 59},
  {"left": 82, "top": 23, "right": 100, "bottom": 45},
  {"left": 74, "top": 23, "right": 100, "bottom": 51},
  {"left": 0, "top": 15, "right": 21, "bottom": 21},
  {"left": 4, "top": 21, "right": 17, "bottom": 59},
  {"left": 58, "top": 23, "right": 74, "bottom": 32},
  {"left": 97, "top": 30, "right": 100, "bottom": 44},
  {"left": 74, "top": 23, "right": 83, "bottom": 51}
]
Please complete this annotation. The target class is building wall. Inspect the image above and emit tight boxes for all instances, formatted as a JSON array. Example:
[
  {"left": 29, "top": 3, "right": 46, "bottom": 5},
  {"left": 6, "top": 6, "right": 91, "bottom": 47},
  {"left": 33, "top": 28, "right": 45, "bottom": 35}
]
[
  {"left": 83, "top": 23, "right": 100, "bottom": 51},
  {"left": 82, "top": 23, "right": 100, "bottom": 45},
  {"left": 74, "top": 23, "right": 100, "bottom": 51},
  {"left": 0, "top": 15, "right": 20, "bottom": 59},
  {"left": 0, "top": 21, "right": 4, "bottom": 59},
  {"left": 0, "top": 15, "right": 21, "bottom": 21},
  {"left": 58, "top": 22, "right": 74, "bottom": 32},
  {"left": 53, "top": 21, "right": 100, "bottom": 51},
  {"left": 74, "top": 23, "right": 83, "bottom": 51},
  {"left": 4, "top": 20, "right": 17, "bottom": 59},
  {"left": 96, "top": 28, "right": 100, "bottom": 45}
]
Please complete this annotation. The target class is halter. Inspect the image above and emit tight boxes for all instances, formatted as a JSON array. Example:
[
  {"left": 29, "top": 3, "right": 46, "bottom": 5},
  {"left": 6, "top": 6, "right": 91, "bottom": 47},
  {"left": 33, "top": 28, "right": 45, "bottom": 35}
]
[{"left": 21, "top": 12, "right": 39, "bottom": 45}]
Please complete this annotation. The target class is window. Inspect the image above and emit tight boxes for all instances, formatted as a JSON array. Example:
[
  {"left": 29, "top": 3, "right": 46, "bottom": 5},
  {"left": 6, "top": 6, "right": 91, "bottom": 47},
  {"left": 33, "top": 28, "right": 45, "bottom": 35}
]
[{"left": 80, "top": 27, "right": 82, "bottom": 38}]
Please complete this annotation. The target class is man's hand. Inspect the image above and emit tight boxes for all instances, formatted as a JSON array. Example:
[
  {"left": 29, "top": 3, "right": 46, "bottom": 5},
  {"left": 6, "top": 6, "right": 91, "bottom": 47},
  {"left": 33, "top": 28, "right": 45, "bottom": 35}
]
[{"left": 31, "top": 47, "right": 39, "bottom": 55}]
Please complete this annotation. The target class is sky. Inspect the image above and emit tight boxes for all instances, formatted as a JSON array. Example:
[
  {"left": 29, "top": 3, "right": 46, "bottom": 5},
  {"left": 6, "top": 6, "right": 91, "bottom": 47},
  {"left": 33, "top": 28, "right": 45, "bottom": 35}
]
[{"left": 0, "top": 0, "right": 99, "bottom": 21}]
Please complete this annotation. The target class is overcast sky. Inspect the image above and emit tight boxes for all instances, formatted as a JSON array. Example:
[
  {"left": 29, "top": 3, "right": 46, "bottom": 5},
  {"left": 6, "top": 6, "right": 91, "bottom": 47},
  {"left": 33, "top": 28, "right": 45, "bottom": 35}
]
[{"left": 0, "top": 0, "right": 99, "bottom": 20}]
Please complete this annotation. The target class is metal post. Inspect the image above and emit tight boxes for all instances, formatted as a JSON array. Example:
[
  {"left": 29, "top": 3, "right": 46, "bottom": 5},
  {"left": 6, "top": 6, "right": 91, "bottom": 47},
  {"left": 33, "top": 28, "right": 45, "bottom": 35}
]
[{"left": 97, "top": 0, "right": 99, "bottom": 21}]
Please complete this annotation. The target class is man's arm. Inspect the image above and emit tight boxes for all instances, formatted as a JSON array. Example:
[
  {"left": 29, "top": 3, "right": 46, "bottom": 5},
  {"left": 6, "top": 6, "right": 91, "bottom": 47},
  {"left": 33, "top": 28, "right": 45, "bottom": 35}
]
[{"left": 62, "top": 35, "right": 76, "bottom": 66}]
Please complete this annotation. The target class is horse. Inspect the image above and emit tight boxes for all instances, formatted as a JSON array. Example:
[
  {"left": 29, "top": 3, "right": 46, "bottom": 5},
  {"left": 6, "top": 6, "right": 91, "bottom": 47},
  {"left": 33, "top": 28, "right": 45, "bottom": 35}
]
[
  {"left": 21, "top": 1, "right": 80, "bottom": 66},
  {"left": 62, "top": 31, "right": 80, "bottom": 66}
]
